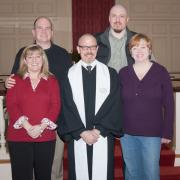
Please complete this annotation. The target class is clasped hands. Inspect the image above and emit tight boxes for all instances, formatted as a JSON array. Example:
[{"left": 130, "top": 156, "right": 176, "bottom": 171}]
[
  {"left": 26, "top": 125, "right": 43, "bottom": 139},
  {"left": 22, "top": 120, "right": 47, "bottom": 139},
  {"left": 80, "top": 129, "right": 100, "bottom": 146}
]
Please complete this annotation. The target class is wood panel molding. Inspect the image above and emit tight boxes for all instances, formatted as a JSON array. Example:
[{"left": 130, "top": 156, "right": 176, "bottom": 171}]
[
  {"left": 116, "top": 0, "right": 180, "bottom": 72},
  {"left": 0, "top": 0, "right": 72, "bottom": 74}
]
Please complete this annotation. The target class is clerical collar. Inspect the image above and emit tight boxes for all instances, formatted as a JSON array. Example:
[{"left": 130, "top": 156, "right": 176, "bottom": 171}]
[{"left": 81, "top": 59, "right": 97, "bottom": 71}]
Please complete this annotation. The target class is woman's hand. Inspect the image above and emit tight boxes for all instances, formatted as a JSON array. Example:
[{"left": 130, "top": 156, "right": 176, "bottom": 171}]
[
  {"left": 23, "top": 120, "right": 48, "bottom": 139},
  {"left": 161, "top": 138, "right": 171, "bottom": 144},
  {"left": 27, "top": 125, "right": 42, "bottom": 139}
]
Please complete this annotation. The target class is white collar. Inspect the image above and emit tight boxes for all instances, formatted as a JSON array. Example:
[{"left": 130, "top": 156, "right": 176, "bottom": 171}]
[
  {"left": 81, "top": 59, "right": 97, "bottom": 71},
  {"left": 23, "top": 72, "right": 48, "bottom": 80}
]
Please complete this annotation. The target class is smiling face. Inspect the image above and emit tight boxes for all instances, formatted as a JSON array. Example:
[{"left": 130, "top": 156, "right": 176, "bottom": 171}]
[
  {"left": 77, "top": 34, "right": 98, "bottom": 64},
  {"left": 32, "top": 17, "right": 53, "bottom": 45},
  {"left": 109, "top": 5, "right": 129, "bottom": 33},
  {"left": 129, "top": 34, "right": 152, "bottom": 63},
  {"left": 18, "top": 44, "right": 50, "bottom": 78},
  {"left": 131, "top": 39, "right": 151, "bottom": 62},
  {"left": 24, "top": 50, "right": 43, "bottom": 73}
]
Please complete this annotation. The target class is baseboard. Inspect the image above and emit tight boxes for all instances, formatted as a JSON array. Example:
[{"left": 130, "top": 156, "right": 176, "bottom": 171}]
[{"left": 0, "top": 160, "right": 10, "bottom": 164}]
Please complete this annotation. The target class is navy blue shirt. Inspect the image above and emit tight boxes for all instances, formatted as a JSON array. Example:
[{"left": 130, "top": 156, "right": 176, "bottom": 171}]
[{"left": 119, "top": 62, "right": 174, "bottom": 139}]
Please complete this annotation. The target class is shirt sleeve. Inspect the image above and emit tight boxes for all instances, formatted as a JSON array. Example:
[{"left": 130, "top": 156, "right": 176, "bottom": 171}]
[
  {"left": 13, "top": 115, "right": 28, "bottom": 129},
  {"left": 57, "top": 77, "right": 86, "bottom": 142},
  {"left": 45, "top": 77, "right": 61, "bottom": 123},
  {"left": 93, "top": 68, "right": 123, "bottom": 138},
  {"left": 6, "top": 76, "right": 24, "bottom": 123},
  {"left": 161, "top": 68, "right": 174, "bottom": 139},
  {"left": 64, "top": 50, "right": 73, "bottom": 69},
  {"left": 41, "top": 118, "right": 57, "bottom": 130}
]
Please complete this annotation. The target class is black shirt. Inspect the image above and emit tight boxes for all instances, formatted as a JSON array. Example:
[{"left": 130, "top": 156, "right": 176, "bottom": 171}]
[{"left": 11, "top": 43, "right": 72, "bottom": 83}]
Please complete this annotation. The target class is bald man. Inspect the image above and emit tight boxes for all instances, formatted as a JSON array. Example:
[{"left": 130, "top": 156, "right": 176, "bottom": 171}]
[
  {"left": 95, "top": 4, "right": 137, "bottom": 72},
  {"left": 57, "top": 34, "right": 123, "bottom": 180}
]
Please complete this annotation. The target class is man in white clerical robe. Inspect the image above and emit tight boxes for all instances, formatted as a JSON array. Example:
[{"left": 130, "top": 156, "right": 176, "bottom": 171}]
[{"left": 57, "top": 33, "right": 123, "bottom": 180}]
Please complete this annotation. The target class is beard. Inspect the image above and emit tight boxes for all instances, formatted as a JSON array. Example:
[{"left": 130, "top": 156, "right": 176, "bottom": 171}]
[
  {"left": 113, "top": 28, "right": 123, "bottom": 33},
  {"left": 112, "top": 22, "right": 125, "bottom": 33}
]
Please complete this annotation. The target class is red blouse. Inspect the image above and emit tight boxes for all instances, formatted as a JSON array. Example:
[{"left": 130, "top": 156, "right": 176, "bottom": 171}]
[{"left": 6, "top": 75, "right": 61, "bottom": 142}]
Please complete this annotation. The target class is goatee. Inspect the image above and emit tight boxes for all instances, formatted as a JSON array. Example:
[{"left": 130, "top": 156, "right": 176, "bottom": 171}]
[{"left": 113, "top": 29, "right": 123, "bottom": 33}]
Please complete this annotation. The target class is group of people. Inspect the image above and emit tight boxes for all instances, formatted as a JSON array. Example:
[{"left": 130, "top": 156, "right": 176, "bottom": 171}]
[{"left": 5, "top": 4, "right": 174, "bottom": 180}]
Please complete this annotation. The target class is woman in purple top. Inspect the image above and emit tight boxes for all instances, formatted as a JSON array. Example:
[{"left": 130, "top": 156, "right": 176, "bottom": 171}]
[{"left": 119, "top": 33, "right": 174, "bottom": 180}]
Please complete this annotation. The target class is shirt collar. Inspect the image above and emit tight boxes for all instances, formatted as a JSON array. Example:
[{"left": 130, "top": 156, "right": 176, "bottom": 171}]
[
  {"left": 23, "top": 73, "right": 48, "bottom": 80},
  {"left": 109, "top": 28, "right": 127, "bottom": 40},
  {"left": 81, "top": 59, "right": 97, "bottom": 71}
]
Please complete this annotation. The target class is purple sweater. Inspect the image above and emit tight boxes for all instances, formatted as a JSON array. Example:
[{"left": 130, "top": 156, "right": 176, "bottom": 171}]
[{"left": 119, "top": 62, "right": 174, "bottom": 139}]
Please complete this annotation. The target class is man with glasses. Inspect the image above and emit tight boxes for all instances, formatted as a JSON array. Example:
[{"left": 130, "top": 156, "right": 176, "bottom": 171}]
[
  {"left": 57, "top": 33, "right": 123, "bottom": 180},
  {"left": 5, "top": 16, "right": 72, "bottom": 180}
]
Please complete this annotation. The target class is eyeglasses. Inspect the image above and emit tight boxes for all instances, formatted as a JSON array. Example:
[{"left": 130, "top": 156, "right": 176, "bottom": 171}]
[{"left": 78, "top": 45, "right": 97, "bottom": 51}]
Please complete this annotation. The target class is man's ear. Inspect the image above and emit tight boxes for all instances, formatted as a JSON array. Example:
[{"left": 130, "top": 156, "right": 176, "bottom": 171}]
[
  {"left": 32, "top": 29, "right": 35, "bottom": 37},
  {"left": 126, "top": 17, "right": 129, "bottom": 24},
  {"left": 77, "top": 46, "right": 80, "bottom": 54},
  {"left": 32, "top": 29, "right": 36, "bottom": 42}
]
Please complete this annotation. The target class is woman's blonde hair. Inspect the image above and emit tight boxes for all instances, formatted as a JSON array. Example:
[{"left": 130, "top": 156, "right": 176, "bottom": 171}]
[{"left": 17, "top": 44, "right": 52, "bottom": 78}]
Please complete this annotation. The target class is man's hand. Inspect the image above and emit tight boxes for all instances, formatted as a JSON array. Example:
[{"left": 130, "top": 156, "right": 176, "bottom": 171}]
[
  {"left": 80, "top": 130, "right": 100, "bottom": 145},
  {"left": 5, "top": 74, "right": 16, "bottom": 89},
  {"left": 92, "top": 129, "right": 100, "bottom": 137}
]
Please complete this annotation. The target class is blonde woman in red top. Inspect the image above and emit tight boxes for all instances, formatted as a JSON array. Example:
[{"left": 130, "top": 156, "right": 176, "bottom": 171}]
[{"left": 6, "top": 44, "right": 61, "bottom": 180}]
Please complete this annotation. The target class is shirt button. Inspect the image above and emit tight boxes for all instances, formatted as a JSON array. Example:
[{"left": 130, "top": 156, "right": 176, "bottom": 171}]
[{"left": 136, "top": 93, "right": 138, "bottom": 96}]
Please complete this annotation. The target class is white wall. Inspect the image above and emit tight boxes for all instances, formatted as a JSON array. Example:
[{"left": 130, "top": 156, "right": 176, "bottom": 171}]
[{"left": 0, "top": 163, "right": 12, "bottom": 180}]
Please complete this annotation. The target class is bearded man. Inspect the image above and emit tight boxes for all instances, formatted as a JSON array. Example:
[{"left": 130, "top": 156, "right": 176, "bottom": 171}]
[{"left": 95, "top": 4, "right": 136, "bottom": 72}]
